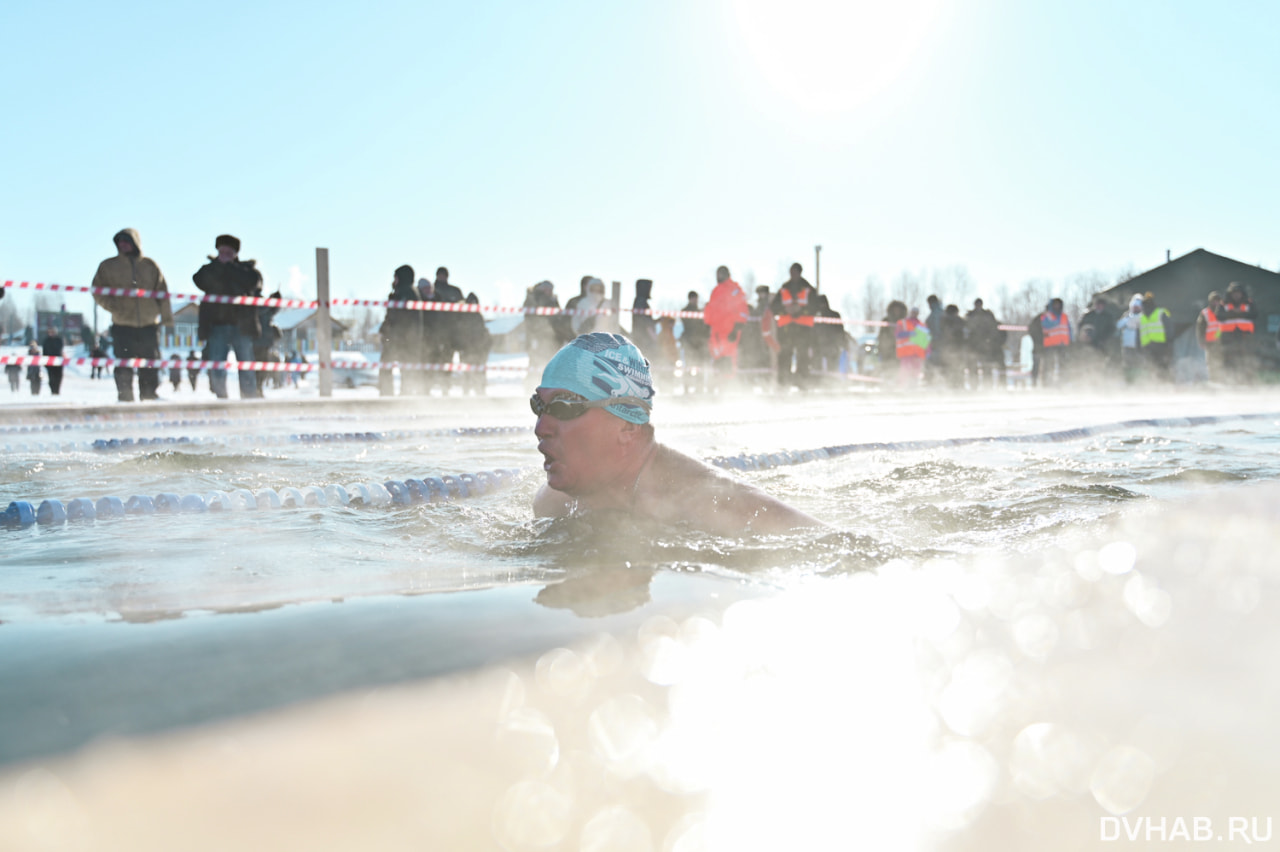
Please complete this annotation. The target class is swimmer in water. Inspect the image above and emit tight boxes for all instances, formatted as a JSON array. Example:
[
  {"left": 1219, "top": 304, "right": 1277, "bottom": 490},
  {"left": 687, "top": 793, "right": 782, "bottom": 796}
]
[{"left": 533, "top": 332, "right": 825, "bottom": 535}]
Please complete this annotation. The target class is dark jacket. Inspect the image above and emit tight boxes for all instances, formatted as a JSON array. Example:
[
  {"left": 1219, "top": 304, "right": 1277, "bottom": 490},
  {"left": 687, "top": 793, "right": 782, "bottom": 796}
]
[
  {"left": 523, "top": 285, "right": 564, "bottom": 354},
  {"left": 938, "top": 313, "right": 966, "bottom": 359},
  {"left": 1219, "top": 298, "right": 1258, "bottom": 348},
  {"left": 631, "top": 279, "right": 656, "bottom": 350},
  {"left": 193, "top": 258, "right": 263, "bottom": 340},
  {"left": 680, "top": 301, "right": 710, "bottom": 353},
  {"left": 382, "top": 276, "right": 426, "bottom": 359},
  {"left": 770, "top": 278, "right": 817, "bottom": 322},
  {"left": 457, "top": 293, "right": 492, "bottom": 363},
  {"left": 42, "top": 332, "right": 64, "bottom": 358}
]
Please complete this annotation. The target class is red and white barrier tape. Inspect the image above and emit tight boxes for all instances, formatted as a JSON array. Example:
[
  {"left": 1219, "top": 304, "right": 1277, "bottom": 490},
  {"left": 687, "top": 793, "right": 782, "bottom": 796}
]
[
  {"left": 0, "top": 355, "right": 520, "bottom": 373},
  {"left": 2, "top": 279, "right": 1031, "bottom": 330}
]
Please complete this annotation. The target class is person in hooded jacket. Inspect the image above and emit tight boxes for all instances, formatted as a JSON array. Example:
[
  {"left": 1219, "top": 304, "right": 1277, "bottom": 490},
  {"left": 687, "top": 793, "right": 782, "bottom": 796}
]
[
  {"left": 523, "top": 280, "right": 563, "bottom": 391},
  {"left": 193, "top": 234, "right": 263, "bottom": 399},
  {"left": 91, "top": 228, "right": 175, "bottom": 402},
  {"left": 457, "top": 292, "right": 492, "bottom": 395},
  {"left": 630, "top": 279, "right": 657, "bottom": 356},
  {"left": 380, "top": 265, "right": 427, "bottom": 396},
  {"left": 704, "top": 266, "right": 749, "bottom": 387}
]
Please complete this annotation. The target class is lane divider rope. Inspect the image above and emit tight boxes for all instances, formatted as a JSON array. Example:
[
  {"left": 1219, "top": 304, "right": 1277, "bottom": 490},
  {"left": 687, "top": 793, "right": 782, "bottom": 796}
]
[
  {"left": 5, "top": 412, "right": 1277, "bottom": 532},
  {"left": 2, "top": 425, "right": 529, "bottom": 454},
  {"left": 1, "top": 468, "right": 533, "bottom": 530},
  {"left": 707, "top": 412, "right": 1280, "bottom": 471}
]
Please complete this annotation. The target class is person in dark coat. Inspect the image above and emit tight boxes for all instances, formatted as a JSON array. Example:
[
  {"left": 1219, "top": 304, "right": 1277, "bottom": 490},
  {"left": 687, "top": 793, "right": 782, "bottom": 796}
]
[
  {"left": 26, "top": 343, "right": 42, "bottom": 395},
  {"left": 1079, "top": 296, "right": 1121, "bottom": 368},
  {"left": 186, "top": 350, "right": 201, "bottom": 390},
  {"left": 380, "top": 265, "right": 427, "bottom": 396},
  {"left": 192, "top": 234, "right": 263, "bottom": 399},
  {"left": 811, "top": 293, "right": 846, "bottom": 378},
  {"left": 523, "top": 280, "right": 563, "bottom": 391},
  {"left": 457, "top": 292, "right": 492, "bottom": 395},
  {"left": 964, "top": 299, "right": 1005, "bottom": 389},
  {"left": 877, "top": 301, "right": 907, "bottom": 380},
  {"left": 428, "top": 266, "right": 464, "bottom": 394},
  {"left": 770, "top": 264, "right": 818, "bottom": 389},
  {"left": 937, "top": 304, "right": 967, "bottom": 388},
  {"left": 253, "top": 292, "right": 283, "bottom": 393},
  {"left": 1219, "top": 281, "right": 1260, "bottom": 383},
  {"left": 42, "top": 326, "right": 65, "bottom": 395},
  {"left": 630, "top": 279, "right": 657, "bottom": 356},
  {"left": 679, "top": 291, "right": 710, "bottom": 394}
]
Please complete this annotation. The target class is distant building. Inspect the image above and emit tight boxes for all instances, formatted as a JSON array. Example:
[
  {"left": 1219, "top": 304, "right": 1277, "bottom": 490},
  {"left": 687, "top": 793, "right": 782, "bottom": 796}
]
[
  {"left": 267, "top": 308, "right": 348, "bottom": 355},
  {"left": 36, "top": 310, "right": 86, "bottom": 343},
  {"left": 1097, "top": 249, "right": 1280, "bottom": 379},
  {"left": 169, "top": 304, "right": 348, "bottom": 354},
  {"left": 171, "top": 303, "right": 200, "bottom": 349}
]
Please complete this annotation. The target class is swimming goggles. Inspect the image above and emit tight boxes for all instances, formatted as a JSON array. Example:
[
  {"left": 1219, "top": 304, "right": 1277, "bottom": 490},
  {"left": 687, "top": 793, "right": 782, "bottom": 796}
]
[{"left": 529, "top": 393, "right": 651, "bottom": 421}]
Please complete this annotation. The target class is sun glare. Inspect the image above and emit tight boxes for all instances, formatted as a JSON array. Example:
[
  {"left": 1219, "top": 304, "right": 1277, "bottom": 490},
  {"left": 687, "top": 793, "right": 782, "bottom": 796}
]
[{"left": 731, "top": 0, "right": 943, "bottom": 113}]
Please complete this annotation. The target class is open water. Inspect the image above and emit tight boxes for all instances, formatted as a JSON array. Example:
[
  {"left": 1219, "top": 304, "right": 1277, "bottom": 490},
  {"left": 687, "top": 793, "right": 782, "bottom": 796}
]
[{"left": 0, "top": 390, "right": 1278, "bottom": 850}]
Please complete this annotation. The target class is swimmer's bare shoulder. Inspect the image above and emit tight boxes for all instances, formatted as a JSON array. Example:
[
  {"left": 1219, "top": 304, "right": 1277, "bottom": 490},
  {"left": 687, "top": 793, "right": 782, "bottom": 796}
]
[
  {"left": 637, "top": 445, "right": 825, "bottom": 535},
  {"left": 533, "top": 483, "right": 574, "bottom": 518}
]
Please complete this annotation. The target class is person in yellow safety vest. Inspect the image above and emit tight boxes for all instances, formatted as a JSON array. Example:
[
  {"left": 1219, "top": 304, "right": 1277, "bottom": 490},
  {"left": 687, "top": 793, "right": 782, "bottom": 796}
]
[
  {"left": 895, "top": 307, "right": 931, "bottom": 388},
  {"left": 769, "top": 262, "right": 817, "bottom": 389},
  {"left": 1195, "top": 291, "right": 1225, "bottom": 383},
  {"left": 1028, "top": 297, "right": 1071, "bottom": 387},
  {"left": 1138, "top": 291, "right": 1175, "bottom": 382},
  {"left": 1218, "top": 281, "right": 1258, "bottom": 383}
]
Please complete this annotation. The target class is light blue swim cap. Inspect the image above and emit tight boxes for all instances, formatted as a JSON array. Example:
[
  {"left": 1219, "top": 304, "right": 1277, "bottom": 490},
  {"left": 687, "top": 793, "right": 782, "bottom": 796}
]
[{"left": 540, "top": 333, "right": 655, "bottom": 424}]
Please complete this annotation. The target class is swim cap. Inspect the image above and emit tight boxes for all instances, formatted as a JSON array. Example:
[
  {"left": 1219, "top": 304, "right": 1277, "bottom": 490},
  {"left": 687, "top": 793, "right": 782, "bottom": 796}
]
[{"left": 540, "top": 333, "right": 655, "bottom": 424}]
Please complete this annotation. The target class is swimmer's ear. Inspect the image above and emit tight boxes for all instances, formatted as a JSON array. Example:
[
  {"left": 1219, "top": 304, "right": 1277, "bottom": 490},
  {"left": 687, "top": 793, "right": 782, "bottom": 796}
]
[{"left": 616, "top": 420, "right": 643, "bottom": 446}]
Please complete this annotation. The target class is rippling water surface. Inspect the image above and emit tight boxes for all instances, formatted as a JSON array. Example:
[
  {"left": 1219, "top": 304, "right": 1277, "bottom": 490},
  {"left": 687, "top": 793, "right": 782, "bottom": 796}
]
[{"left": 1, "top": 391, "right": 1279, "bottom": 850}]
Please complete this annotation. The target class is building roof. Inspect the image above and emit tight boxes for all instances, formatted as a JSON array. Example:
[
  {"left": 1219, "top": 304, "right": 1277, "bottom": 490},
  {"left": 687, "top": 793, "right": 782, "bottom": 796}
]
[
  {"left": 1098, "top": 248, "right": 1280, "bottom": 329},
  {"left": 171, "top": 304, "right": 347, "bottom": 332}
]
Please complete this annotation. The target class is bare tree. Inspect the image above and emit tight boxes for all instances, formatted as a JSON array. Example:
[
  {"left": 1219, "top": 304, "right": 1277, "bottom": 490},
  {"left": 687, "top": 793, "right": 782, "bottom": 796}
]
[
  {"left": 343, "top": 307, "right": 381, "bottom": 346},
  {"left": 0, "top": 297, "right": 22, "bottom": 340},
  {"left": 1001, "top": 278, "right": 1054, "bottom": 326},
  {"left": 861, "top": 274, "right": 884, "bottom": 321},
  {"left": 949, "top": 265, "right": 976, "bottom": 307},
  {"left": 891, "top": 268, "right": 926, "bottom": 311},
  {"left": 1062, "top": 270, "right": 1110, "bottom": 318}
]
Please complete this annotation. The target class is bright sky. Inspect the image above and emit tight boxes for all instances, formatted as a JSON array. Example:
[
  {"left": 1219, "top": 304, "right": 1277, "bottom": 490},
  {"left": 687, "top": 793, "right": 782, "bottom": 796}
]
[{"left": 2, "top": 0, "right": 1277, "bottom": 325}]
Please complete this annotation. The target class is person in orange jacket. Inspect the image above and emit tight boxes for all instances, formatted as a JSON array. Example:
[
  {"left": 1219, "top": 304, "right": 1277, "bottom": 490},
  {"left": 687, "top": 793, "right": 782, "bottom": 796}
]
[{"left": 704, "top": 265, "right": 750, "bottom": 388}]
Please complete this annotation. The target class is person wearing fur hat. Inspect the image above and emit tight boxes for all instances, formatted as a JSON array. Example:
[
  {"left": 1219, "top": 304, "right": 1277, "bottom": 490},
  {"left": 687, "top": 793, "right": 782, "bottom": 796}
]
[
  {"left": 193, "top": 234, "right": 263, "bottom": 399},
  {"left": 91, "top": 228, "right": 175, "bottom": 402}
]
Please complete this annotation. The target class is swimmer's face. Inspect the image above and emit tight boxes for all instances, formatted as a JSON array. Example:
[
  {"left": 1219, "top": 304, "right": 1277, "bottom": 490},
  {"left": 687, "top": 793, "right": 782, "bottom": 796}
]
[{"left": 533, "top": 387, "right": 625, "bottom": 495}]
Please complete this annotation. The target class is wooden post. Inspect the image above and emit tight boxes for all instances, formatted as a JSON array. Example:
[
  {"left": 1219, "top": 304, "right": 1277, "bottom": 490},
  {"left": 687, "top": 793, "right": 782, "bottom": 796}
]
[
  {"left": 610, "top": 280, "right": 623, "bottom": 333},
  {"left": 815, "top": 245, "right": 822, "bottom": 291},
  {"left": 315, "top": 247, "right": 333, "bottom": 397}
]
